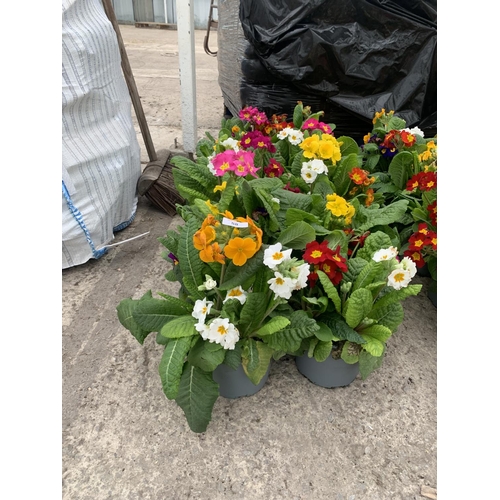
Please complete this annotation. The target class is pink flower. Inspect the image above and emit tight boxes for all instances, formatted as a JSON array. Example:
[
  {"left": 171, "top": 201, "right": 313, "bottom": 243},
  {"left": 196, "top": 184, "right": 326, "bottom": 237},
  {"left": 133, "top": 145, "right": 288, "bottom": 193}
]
[
  {"left": 302, "top": 118, "right": 320, "bottom": 130},
  {"left": 211, "top": 150, "right": 237, "bottom": 176},
  {"left": 233, "top": 151, "right": 258, "bottom": 177}
]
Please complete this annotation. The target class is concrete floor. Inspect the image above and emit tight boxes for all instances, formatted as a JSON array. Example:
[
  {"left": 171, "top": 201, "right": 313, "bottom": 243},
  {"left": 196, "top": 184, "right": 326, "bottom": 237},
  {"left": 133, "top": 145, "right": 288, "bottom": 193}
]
[{"left": 62, "top": 25, "right": 437, "bottom": 500}]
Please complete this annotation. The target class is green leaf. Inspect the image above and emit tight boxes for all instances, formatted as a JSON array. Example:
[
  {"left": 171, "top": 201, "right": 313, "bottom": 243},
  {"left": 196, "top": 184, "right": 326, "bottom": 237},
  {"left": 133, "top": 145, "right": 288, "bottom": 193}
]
[
  {"left": 218, "top": 248, "right": 266, "bottom": 291},
  {"left": 313, "top": 339, "right": 333, "bottom": 362},
  {"left": 223, "top": 343, "right": 242, "bottom": 369},
  {"left": 388, "top": 151, "right": 414, "bottom": 190},
  {"left": 369, "top": 302, "right": 404, "bottom": 332},
  {"left": 317, "top": 270, "right": 342, "bottom": 313},
  {"left": 285, "top": 208, "right": 320, "bottom": 227},
  {"left": 337, "top": 136, "right": 360, "bottom": 156},
  {"left": 341, "top": 341, "right": 361, "bottom": 364},
  {"left": 263, "top": 310, "right": 319, "bottom": 352},
  {"left": 369, "top": 284, "right": 422, "bottom": 316},
  {"left": 387, "top": 115, "right": 407, "bottom": 130},
  {"left": 359, "top": 325, "right": 392, "bottom": 357},
  {"left": 321, "top": 314, "right": 366, "bottom": 344},
  {"left": 352, "top": 260, "right": 385, "bottom": 293},
  {"left": 178, "top": 218, "right": 205, "bottom": 299},
  {"left": 356, "top": 231, "right": 394, "bottom": 261},
  {"left": 344, "top": 288, "right": 373, "bottom": 328},
  {"left": 332, "top": 153, "right": 359, "bottom": 196},
  {"left": 358, "top": 348, "right": 385, "bottom": 379},
  {"left": 159, "top": 337, "right": 192, "bottom": 399},
  {"left": 238, "top": 291, "right": 269, "bottom": 335},
  {"left": 132, "top": 298, "right": 189, "bottom": 332},
  {"left": 293, "top": 103, "right": 304, "bottom": 129},
  {"left": 343, "top": 257, "right": 369, "bottom": 284},
  {"left": 277, "top": 221, "right": 316, "bottom": 249},
  {"left": 160, "top": 315, "right": 198, "bottom": 338},
  {"left": 116, "top": 292, "right": 154, "bottom": 344},
  {"left": 255, "top": 316, "right": 290, "bottom": 336},
  {"left": 355, "top": 200, "right": 409, "bottom": 233},
  {"left": 187, "top": 338, "right": 226, "bottom": 372},
  {"left": 175, "top": 364, "right": 220, "bottom": 433},
  {"left": 313, "top": 321, "right": 335, "bottom": 342},
  {"left": 242, "top": 339, "right": 273, "bottom": 385}
]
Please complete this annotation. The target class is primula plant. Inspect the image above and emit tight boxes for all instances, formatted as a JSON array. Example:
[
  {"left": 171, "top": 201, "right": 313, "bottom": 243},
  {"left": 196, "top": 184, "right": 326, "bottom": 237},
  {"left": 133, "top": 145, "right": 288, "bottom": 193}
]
[{"left": 117, "top": 102, "right": 430, "bottom": 433}]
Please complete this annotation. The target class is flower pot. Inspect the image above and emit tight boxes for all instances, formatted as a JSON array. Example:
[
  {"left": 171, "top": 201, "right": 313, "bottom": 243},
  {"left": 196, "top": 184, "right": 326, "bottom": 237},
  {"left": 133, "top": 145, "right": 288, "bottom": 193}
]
[
  {"left": 295, "top": 353, "right": 359, "bottom": 388},
  {"left": 212, "top": 362, "right": 270, "bottom": 399}
]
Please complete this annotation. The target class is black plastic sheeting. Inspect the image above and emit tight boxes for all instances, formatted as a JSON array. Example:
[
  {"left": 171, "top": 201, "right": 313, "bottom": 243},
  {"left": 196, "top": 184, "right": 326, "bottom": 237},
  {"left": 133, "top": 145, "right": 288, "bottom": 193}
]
[{"left": 238, "top": 0, "right": 437, "bottom": 138}]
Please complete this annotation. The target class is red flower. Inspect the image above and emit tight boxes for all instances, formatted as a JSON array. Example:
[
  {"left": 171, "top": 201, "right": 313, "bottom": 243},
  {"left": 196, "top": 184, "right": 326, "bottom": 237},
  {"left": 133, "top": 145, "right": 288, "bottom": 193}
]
[
  {"left": 426, "top": 230, "right": 437, "bottom": 250},
  {"left": 427, "top": 201, "right": 437, "bottom": 225},
  {"left": 303, "top": 240, "right": 334, "bottom": 264},
  {"left": 308, "top": 270, "right": 319, "bottom": 288},
  {"left": 406, "top": 172, "right": 425, "bottom": 192},
  {"left": 408, "top": 232, "right": 427, "bottom": 251},
  {"left": 349, "top": 168, "right": 369, "bottom": 185},
  {"left": 404, "top": 249, "right": 426, "bottom": 268},
  {"left": 400, "top": 130, "right": 416, "bottom": 147},
  {"left": 417, "top": 223, "right": 430, "bottom": 236},
  {"left": 419, "top": 172, "right": 437, "bottom": 191},
  {"left": 264, "top": 158, "right": 284, "bottom": 178},
  {"left": 319, "top": 260, "right": 344, "bottom": 285}
]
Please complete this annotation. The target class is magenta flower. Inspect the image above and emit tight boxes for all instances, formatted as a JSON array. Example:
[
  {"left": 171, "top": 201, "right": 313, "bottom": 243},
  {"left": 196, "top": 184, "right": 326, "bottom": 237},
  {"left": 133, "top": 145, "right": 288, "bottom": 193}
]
[
  {"left": 318, "top": 122, "right": 333, "bottom": 134},
  {"left": 240, "top": 131, "right": 275, "bottom": 152},
  {"left": 211, "top": 150, "right": 237, "bottom": 176},
  {"left": 238, "top": 106, "right": 259, "bottom": 121},
  {"left": 253, "top": 111, "right": 269, "bottom": 126},
  {"left": 233, "top": 151, "right": 258, "bottom": 177},
  {"left": 302, "top": 118, "right": 320, "bottom": 130}
]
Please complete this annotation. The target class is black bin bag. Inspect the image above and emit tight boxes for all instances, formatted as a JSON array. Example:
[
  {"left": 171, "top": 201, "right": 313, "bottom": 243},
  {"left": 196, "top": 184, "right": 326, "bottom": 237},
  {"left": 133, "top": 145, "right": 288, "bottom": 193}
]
[{"left": 238, "top": 0, "right": 437, "bottom": 139}]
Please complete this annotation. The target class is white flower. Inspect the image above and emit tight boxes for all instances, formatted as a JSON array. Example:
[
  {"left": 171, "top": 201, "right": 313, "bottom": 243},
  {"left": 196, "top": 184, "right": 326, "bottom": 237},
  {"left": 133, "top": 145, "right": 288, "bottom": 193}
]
[
  {"left": 192, "top": 298, "right": 213, "bottom": 322},
  {"left": 206, "top": 317, "right": 239, "bottom": 350},
  {"left": 291, "top": 262, "right": 311, "bottom": 290},
  {"left": 220, "top": 137, "right": 240, "bottom": 151},
  {"left": 301, "top": 165, "right": 318, "bottom": 184},
  {"left": 387, "top": 268, "right": 412, "bottom": 290},
  {"left": 268, "top": 272, "right": 295, "bottom": 299},
  {"left": 271, "top": 197, "right": 280, "bottom": 205},
  {"left": 396, "top": 256, "right": 417, "bottom": 278},
  {"left": 207, "top": 154, "right": 217, "bottom": 175},
  {"left": 287, "top": 129, "right": 304, "bottom": 145},
  {"left": 195, "top": 322, "right": 210, "bottom": 339},
  {"left": 306, "top": 158, "right": 328, "bottom": 174},
  {"left": 263, "top": 243, "right": 293, "bottom": 269},
  {"left": 372, "top": 246, "right": 398, "bottom": 262},
  {"left": 277, "top": 127, "right": 293, "bottom": 140},
  {"left": 202, "top": 274, "right": 217, "bottom": 290},
  {"left": 403, "top": 126, "right": 424, "bottom": 138},
  {"left": 223, "top": 286, "right": 247, "bottom": 305}
]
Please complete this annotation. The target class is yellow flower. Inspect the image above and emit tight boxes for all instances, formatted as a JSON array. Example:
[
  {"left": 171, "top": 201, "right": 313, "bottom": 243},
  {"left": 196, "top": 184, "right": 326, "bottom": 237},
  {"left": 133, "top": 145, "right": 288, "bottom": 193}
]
[
  {"left": 372, "top": 108, "right": 385, "bottom": 124},
  {"left": 224, "top": 237, "right": 257, "bottom": 266},
  {"left": 213, "top": 181, "right": 227, "bottom": 193},
  {"left": 205, "top": 200, "right": 219, "bottom": 215},
  {"left": 299, "top": 135, "right": 320, "bottom": 159},
  {"left": 231, "top": 125, "right": 240, "bottom": 134},
  {"left": 325, "top": 193, "right": 355, "bottom": 224}
]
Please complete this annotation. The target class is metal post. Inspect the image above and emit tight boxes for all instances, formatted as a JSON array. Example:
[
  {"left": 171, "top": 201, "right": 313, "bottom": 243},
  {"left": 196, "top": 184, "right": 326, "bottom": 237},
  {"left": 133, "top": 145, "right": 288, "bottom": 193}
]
[{"left": 175, "top": 0, "right": 197, "bottom": 154}]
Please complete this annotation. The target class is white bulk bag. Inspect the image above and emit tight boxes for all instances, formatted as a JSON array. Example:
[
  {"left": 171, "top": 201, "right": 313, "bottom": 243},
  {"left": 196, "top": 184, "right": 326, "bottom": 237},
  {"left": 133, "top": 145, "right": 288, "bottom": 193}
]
[{"left": 62, "top": 0, "right": 141, "bottom": 269}]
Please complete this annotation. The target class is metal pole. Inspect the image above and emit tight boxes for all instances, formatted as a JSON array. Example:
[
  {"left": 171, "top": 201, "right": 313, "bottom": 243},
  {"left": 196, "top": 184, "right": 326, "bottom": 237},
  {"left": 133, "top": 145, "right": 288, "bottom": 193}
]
[{"left": 175, "top": 0, "right": 197, "bottom": 154}]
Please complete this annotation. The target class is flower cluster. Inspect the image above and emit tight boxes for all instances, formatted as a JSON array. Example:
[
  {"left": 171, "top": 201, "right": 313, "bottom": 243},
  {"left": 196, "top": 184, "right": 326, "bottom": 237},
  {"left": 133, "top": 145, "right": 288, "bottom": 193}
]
[{"left": 193, "top": 212, "right": 263, "bottom": 266}]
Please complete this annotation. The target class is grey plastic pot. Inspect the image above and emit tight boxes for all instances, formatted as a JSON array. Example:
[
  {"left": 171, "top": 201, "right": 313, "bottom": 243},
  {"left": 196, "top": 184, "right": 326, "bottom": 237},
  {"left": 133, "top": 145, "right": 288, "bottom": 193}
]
[
  {"left": 213, "top": 362, "right": 270, "bottom": 399},
  {"left": 295, "top": 353, "right": 359, "bottom": 388}
]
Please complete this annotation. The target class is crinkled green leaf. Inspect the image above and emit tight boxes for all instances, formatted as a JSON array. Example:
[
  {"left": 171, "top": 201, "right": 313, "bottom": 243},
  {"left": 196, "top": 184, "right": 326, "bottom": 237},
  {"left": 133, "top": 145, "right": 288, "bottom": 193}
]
[
  {"left": 218, "top": 248, "right": 265, "bottom": 291},
  {"left": 352, "top": 260, "right": 386, "bottom": 293},
  {"left": 321, "top": 313, "right": 366, "bottom": 344},
  {"left": 388, "top": 151, "right": 414, "bottom": 190},
  {"left": 358, "top": 348, "right": 385, "bottom": 379},
  {"left": 223, "top": 342, "right": 243, "bottom": 369},
  {"left": 369, "top": 284, "right": 422, "bottom": 317},
  {"left": 345, "top": 288, "right": 373, "bottom": 328},
  {"left": 313, "top": 339, "right": 334, "bottom": 362},
  {"left": 116, "top": 291, "right": 154, "bottom": 344},
  {"left": 159, "top": 337, "right": 192, "bottom": 399},
  {"left": 242, "top": 339, "right": 273, "bottom": 385},
  {"left": 175, "top": 364, "right": 219, "bottom": 433},
  {"left": 341, "top": 341, "right": 361, "bottom": 364},
  {"left": 187, "top": 338, "right": 226, "bottom": 372},
  {"left": 355, "top": 200, "right": 409, "bottom": 233},
  {"left": 263, "top": 310, "right": 319, "bottom": 352},
  {"left": 160, "top": 315, "right": 198, "bottom": 338},
  {"left": 369, "top": 302, "right": 404, "bottom": 332},
  {"left": 238, "top": 291, "right": 269, "bottom": 336},
  {"left": 356, "top": 231, "right": 394, "bottom": 261},
  {"left": 132, "top": 297, "right": 189, "bottom": 332},
  {"left": 313, "top": 321, "right": 335, "bottom": 342},
  {"left": 277, "top": 221, "right": 316, "bottom": 250},
  {"left": 178, "top": 218, "right": 205, "bottom": 299},
  {"left": 317, "top": 270, "right": 342, "bottom": 313},
  {"left": 332, "top": 153, "right": 360, "bottom": 196},
  {"left": 359, "top": 324, "right": 393, "bottom": 357},
  {"left": 255, "top": 316, "right": 290, "bottom": 336}
]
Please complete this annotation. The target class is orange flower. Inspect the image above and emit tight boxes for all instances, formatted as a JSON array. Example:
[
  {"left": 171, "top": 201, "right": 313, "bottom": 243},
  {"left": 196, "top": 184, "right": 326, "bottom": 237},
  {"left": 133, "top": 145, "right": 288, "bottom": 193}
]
[
  {"left": 224, "top": 237, "right": 257, "bottom": 266},
  {"left": 193, "top": 226, "right": 216, "bottom": 250},
  {"left": 365, "top": 188, "right": 374, "bottom": 207},
  {"left": 349, "top": 168, "right": 368, "bottom": 185}
]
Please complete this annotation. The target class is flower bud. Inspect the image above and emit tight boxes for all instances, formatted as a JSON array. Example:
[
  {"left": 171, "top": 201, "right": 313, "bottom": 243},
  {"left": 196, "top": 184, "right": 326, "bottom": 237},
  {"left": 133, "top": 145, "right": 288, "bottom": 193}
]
[{"left": 340, "top": 282, "right": 352, "bottom": 293}]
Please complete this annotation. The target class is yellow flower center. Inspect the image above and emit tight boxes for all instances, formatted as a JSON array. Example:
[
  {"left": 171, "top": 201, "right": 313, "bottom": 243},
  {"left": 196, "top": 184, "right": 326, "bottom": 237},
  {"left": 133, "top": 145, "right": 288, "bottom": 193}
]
[
  {"left": 272, "top": 251, "right": 284, "bottom": 261},
  {"left": 217, "top": 326, "right": 227, "bottom": 335},
  {"left": 275, "top": 277, "right": 284, "bottom": 285}
]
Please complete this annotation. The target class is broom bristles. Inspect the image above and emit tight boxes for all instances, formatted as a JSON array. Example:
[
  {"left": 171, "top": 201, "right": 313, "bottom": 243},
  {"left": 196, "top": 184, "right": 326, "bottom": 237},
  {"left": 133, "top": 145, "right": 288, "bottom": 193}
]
[{"left": 137, "top": 150, "right": 185, "bottom": 216}]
